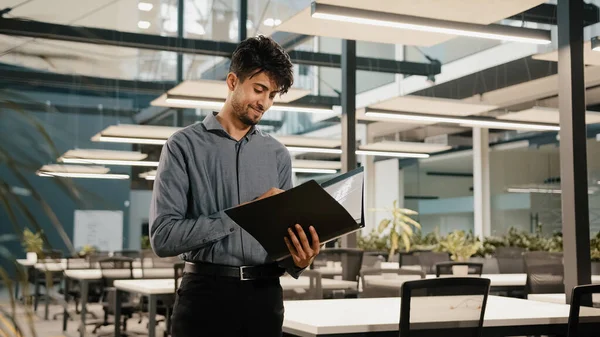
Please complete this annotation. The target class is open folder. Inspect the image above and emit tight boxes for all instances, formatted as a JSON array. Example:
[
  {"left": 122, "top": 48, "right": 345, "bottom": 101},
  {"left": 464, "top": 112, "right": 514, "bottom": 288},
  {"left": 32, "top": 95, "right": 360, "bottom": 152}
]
[{"left": 224, "top": 167, "right": 365, "bottom": 261}]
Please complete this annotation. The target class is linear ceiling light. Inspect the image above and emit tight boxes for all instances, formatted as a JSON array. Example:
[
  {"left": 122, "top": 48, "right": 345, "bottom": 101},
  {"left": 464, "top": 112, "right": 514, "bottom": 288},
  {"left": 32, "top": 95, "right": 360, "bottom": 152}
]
[
  {"left": 365, "top": 109, "right": 560, "bottom": 131},
  {"left": 60, "top": 158, "right": 159, "bottom": 167},
  {"left": 508, "top": 187, "right": 594, "bottom": 194},
  {"left": 355, "top": 150, "right": 429, "bottom": 158},
  {"left": 310, "top": 3, "right": 551, "bottom": 45},
  {"left": 286, "top": 146, "right": 343, "bottom": 154},
  {"left": 58, "top": 149, "right": 159, "bottom": 167},
  {"left": 36, "top": 165, "right": 130, "bottom": 180},
  {"left": 291, "top": 168, "right": 337, "bottom": 174},
  {"left": 93, "top": 136, "right": 167, "bottom": 145},
  {"left": 165, "top": 95, "right": 335, "bottom": 114}
]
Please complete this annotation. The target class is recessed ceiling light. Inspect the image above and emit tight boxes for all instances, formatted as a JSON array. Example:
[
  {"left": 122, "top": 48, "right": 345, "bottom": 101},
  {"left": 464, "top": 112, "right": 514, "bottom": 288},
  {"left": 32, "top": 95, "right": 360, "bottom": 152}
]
[
  {"left": 138, "top": 2, "right": 153, "bottom": 11},
  {"left": 138, "top": 21, "right": 151, "bottom": 29}
]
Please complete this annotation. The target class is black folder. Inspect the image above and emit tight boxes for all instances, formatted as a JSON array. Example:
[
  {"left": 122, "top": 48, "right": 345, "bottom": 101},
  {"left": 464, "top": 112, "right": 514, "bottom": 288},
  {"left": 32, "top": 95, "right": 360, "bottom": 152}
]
[{"left": 224, "top": 167, "right": 365, "bottom": 261}]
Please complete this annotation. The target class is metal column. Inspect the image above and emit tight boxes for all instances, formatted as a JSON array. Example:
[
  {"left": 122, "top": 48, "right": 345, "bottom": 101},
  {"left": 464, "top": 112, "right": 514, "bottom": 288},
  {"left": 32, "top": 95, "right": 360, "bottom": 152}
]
[
  {"left": 557, "top": 0, "right": 591, "bottom": 304},
  {"left": 239, "top": 0, "right": 247, "bottom": 41},
  {"left": 340, "top": 39, "right": 357, "bottom": 251},
  {"left": 175, "top": 0, "right": 184, "bottom": 126}
]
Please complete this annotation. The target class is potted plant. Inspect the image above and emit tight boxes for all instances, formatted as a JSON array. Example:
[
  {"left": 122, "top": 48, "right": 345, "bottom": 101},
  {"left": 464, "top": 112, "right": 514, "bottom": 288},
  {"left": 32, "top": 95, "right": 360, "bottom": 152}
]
[
  {"left": 371, "top": 200, "right": 421, "bottom": 261},
  {"left": 22, "top": 228, "right": 43, "bottom": 262},
  {"left": 78, "top": 244, "right": 97, "bottom": 258},
  {"left": 141, "top": 235, "right": 152, "bottom": 250},
  {"left": 438, "top": 230, "right": 482, "bottom": 275},
  {"left": 591, "top": 232, "right": 600, "bottom": 274}
]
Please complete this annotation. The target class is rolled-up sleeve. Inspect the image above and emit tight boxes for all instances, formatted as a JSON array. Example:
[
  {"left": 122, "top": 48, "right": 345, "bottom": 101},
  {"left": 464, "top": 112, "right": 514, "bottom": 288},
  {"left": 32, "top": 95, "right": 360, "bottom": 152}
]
[{"left": 149, "top": 135, "right": 237, "bottom": 257}]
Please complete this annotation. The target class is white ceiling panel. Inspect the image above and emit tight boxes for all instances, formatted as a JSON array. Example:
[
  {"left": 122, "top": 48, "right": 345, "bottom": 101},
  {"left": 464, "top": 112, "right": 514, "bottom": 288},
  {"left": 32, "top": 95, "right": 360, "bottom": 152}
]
[
  {"left": 360, "top": 141, "right": 451, "bottom": 153},
  {"left": 59, "top": 149, "right": 148, "bottom": 161},
  {"left": 167, "top": 80, "right": 311, "bottom": 103},
  {"left": 274, "top": 135, "right": 341, "bottom": 148},
  {"left": 292, "top": 160, "right": 341, "bottom": 169},
  {"left": 369, "top": 96, "right": 498, "bottom": 116},
  {"left": 91, "top": 124, "right": 182, "bottom": 140},
  {"left": 498, "top": 106, "right": 600, "bottom": 125},
  {"left": 533, "top": 41, "right": 600, "bottom": 65},
  {"left": 277, "top": 0, "right": 546, "bottom": 47},
  {"left": 38, "top": 164, "right": 110, "bottom": 174}
]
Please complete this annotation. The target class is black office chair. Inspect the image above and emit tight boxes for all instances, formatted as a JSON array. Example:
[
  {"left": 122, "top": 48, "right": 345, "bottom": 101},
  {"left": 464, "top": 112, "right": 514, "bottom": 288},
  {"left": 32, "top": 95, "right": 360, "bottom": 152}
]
[
  {"left": 399, "top": 277, "right": 490, "bottom": 337},
  {"left": 315, "top": 248, "right": 364, "bottom": 297},
  {"left": 435, "top": 262, "right": 483, "bottom": 277},
  {"left": 495, "top": 246, "right": 525, "bottom": 274},
  {"left": 90, "top": 256, "right": 141, "bottom": 335},
  {"left": 114, "top": 250, "right": 141, "bottom": 259},
  {"left": 398, "top": 250, "right": 428, "bottom": 268},
  {"left": 523, "top": 252, "right": 565, "bottom": 296},
  {"left": 567, "top": 284, "right": 600, "bottom": 337},
  {"left": 415, "top": 251, "right": 450, "bottom": 274}
]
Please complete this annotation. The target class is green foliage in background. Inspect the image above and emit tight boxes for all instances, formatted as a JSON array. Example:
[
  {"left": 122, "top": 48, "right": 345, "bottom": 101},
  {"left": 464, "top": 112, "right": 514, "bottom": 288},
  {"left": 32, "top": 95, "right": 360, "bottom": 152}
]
[{"left": 370, "top": 200, "right": 421, "bottom": 260}]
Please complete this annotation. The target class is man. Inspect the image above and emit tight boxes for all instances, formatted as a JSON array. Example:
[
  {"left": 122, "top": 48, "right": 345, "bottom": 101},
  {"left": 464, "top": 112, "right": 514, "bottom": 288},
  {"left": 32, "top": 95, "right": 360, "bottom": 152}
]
[{"left": 149, "top": 35, "right": 321, "bottom": 337}]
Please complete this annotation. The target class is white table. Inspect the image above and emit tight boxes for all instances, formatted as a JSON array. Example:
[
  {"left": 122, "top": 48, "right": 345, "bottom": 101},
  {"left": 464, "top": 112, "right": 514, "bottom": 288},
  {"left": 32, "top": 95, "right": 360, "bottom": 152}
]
[
  {"left": 110, "top": 276, "right": 358, "bottom": 337},
  {"left": 365, "top": 274, "right": 600, "bottom": 291},
  {"left": 282, "top": 295, "right": 600, "bottom": 336},
  {"left": 315, "top": 262, "right": 400, "bottom": 276},
  {"left": 528, "top": 293, "right": 600, "bottom": 305},
  {"left": 62, "top": 268, "right": 175, "bottom": 337}
]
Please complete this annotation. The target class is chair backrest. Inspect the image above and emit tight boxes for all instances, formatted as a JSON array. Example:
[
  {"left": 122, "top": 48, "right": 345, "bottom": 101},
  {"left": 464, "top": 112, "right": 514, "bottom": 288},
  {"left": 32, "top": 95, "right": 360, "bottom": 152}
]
[
  {"left": 398, "top": 251, "right": 428, "bottom": 268},
  {"left": 98, "top": 256, "right": 134, "bottom": 282},
  {"left": 400, "top": 277, "right": 490, "bottom": 337},
  {"left": 495, "top": 246, "right": 525, "bottom": 274},
  {"left": 523, "top": 252, "right": 564, "bottom": 295},
  {"left": 38, "top": 249, "right": 62, "bottom": 260},
  {"left": 360, "top": 268, "right": 425, "bottom": 298},
  {"left": 318, "top": 248, "right": 364, "bottom": 282},
  {"left": 113, "top": 249, "right": 141, "bottom": 259},
  {"left": 86, "top": 251, "right": 110, "bottom": 268},
  {"left": 567, "top": 284, "right": 600, "bottom": 337},
  {"left": 435, "top": 262, "right": 483, "bottom": 277},
  {"left": 415, "top": 251, "right": 450, "bottom": 274}
]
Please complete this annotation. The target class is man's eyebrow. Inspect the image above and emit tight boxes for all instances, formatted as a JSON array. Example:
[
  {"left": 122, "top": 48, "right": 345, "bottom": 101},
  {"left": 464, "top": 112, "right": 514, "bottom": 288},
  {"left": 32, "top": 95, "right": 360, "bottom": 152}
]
[{"left": 254, "top": 83, "right": 280, "bottom": 94}]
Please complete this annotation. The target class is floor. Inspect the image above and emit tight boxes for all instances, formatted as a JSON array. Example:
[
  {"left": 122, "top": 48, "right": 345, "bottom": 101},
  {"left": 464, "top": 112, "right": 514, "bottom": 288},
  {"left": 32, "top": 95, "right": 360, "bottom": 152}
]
[{"left": 0, "top": 287, "right": 166, "bottom": 337}]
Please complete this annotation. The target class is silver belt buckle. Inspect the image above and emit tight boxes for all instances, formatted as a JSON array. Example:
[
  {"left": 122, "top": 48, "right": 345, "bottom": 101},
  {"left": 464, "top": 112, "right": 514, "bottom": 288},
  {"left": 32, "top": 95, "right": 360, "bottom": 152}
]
[{"left": 239, "top": 266, "right": 251, "bottom": 281}]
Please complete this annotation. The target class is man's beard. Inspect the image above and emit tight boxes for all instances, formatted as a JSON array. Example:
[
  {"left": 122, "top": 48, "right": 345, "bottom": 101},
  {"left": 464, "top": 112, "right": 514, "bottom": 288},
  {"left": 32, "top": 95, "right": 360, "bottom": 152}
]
[{"left": 232, "top": 98, "right": 261, "bottom": 126}]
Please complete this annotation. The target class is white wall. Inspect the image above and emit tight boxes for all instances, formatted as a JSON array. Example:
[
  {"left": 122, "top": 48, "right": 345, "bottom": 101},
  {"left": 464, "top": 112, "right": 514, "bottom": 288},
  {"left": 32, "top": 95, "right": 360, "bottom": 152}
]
[{"left": 128, "top": 190, "right": 153, "bottom": 249}]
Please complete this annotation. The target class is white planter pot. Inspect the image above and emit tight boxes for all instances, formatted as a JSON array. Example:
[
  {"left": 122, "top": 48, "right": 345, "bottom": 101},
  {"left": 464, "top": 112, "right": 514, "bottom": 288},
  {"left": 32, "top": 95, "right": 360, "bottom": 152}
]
[
  {"left": 26, "top": 252, "right": 38, "bottom": 263},
  {"left": 452, "top": 265, "right": 469, "bottom": 276}
]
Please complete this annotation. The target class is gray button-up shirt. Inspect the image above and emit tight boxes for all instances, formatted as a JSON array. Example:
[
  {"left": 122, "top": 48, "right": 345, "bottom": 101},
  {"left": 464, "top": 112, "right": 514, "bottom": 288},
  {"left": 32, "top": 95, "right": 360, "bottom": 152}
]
[{"left": 149, "top": 111, "right": 302, "bottom": 277}]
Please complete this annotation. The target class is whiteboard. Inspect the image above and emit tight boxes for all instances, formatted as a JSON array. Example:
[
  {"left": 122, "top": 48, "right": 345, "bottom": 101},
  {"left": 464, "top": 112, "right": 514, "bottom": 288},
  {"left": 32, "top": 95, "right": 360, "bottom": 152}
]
[{"left": 74, "top": 210, "right": 123, "bottom": 252}]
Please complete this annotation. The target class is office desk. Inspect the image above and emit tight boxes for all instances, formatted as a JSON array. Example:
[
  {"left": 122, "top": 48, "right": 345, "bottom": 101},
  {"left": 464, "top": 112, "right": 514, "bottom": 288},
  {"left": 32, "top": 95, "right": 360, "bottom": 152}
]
[
  {"left": 282, "top": 295, "right": 600, "bottom": 336},
  {"left": 528, "top": 293, "right": 600, "bottom": 305}
]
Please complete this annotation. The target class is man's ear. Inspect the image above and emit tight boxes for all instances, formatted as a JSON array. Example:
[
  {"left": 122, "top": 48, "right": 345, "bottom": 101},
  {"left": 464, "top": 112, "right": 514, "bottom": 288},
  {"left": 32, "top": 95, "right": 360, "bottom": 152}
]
[{"left": 226, "top": 73, "right": 238, "bottom": 91}]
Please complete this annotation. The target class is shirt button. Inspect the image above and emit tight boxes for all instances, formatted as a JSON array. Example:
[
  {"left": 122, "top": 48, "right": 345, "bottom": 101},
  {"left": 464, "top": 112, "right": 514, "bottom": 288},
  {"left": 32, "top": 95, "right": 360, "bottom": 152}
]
[{"left": 230, "top": 228, "right": 235, "bottom": 232}]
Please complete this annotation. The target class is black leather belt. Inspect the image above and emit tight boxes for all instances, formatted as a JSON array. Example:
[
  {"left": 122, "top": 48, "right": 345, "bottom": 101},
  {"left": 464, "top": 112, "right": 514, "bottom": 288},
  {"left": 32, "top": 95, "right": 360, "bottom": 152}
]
[{"left": 184, "top": 262, "right": 285, "bottom": 281}]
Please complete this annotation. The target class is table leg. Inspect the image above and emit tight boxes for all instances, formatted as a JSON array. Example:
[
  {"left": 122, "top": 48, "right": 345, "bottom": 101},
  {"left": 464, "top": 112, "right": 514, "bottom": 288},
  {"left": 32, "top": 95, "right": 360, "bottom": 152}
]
[
  {"left": 33, "top": 269, "right": 40, "bottom": 312},
  {"left": 148, "top": 294, "right": 156, "bottom": 337},
  {"left": 62, "top": 276, "right": 69, "bottom": 331},
  {"left": 79, "top": 280, "right": 89, "bottom": 337},
  {"left": 44, "top": 272, "right": 50, "bottom": 320},
  {"left": 114, "top": 289, "right": 122, "bottom": 337}
]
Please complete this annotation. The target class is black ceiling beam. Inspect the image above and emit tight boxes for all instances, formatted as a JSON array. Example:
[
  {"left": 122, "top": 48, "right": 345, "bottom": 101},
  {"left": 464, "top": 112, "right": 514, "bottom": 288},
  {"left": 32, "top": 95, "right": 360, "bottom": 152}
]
[
  {"left": 507, "top": 3, "right": 599, "bottom": 27},
  {"left": 0, "top": 18, "right": 440, "bottom": 76}
]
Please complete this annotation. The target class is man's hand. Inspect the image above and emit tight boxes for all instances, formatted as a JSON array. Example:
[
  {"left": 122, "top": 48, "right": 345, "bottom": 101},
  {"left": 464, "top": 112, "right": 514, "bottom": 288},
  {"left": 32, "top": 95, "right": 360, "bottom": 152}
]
[
  {"left": 284, "top": 224, "right": 321, "bottom": 269},
  {"left": 240, "top": 187, "right": 284, "bottom": 206}
]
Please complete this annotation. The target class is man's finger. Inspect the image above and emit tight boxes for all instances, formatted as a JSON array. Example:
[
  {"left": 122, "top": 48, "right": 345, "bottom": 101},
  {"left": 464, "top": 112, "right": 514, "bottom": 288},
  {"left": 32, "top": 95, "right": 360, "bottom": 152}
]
[
  {"left": 294, "top": 224, "right": 313, "bottom": 255},
  {"left": 284, "top": 237, "right": 301, "bottom": 264},
  {"left": 309, "top": 226, "right": 320, "bottom": 253},
  {"left": 288, "top": 227, "right": 306, "bottom": 260}
]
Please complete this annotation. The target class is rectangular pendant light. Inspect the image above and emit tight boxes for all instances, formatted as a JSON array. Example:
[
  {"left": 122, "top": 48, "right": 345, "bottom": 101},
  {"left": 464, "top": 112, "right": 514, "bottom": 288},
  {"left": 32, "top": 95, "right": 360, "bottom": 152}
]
[
  {"left": 36, "top": 165, "right": 129, "bottom": 180},
  {"left": 165, "top": 95, "right": 335, "bottom": 114},
  {"left": 365, "top": 108, "right": 560, "bottom": 131},
  {"left": 60, "top": 158, "right": 159, "bottom": 167},
  {"left": 291, "top": 168, "right": 337, "bottom": 174},
  {"left": 311, "top": 3, "right": 551, "bottom": 45},
  {"left": 355, "top": 150, "right": 429, "bottom": 158}
]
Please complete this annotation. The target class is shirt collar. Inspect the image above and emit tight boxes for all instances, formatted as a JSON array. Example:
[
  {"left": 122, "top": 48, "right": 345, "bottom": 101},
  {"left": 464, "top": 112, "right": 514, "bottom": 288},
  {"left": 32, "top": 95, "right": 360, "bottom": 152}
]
[{"left": 202, "top": 111, "right": 259, "bottom": 138}]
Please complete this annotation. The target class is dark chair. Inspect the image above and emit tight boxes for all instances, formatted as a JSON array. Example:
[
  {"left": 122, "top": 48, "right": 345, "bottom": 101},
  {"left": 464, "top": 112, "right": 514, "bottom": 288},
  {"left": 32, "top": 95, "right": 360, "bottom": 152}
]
[
  {"left": 495, "top": 246, "right": 526, "bottom": 274},
  {"left": 414, "top": 251, "right": 450, "bottom": 274},
  {"left": 400, "top": 277, "right": 491, "bottom": 337},
  {"left": 398, "top": 251, "right": 427, "bottom": 268},
  {"left": 523, "top": 252, "right": 564, "bottom": 295},
  {"left": 435, "top": 262, "right": 483, "bottom": 277},
  {"left": 360, "top": 268, "right": 425, "bottom": 298},
  {"left": 90, "top": 256, "right": 141, "bottom": 335},
  {"left": 114, "top": 250, "right": 141, "bottom": 259},
  {"left": 53, "top": 256, "right": 97, "bottom": 321},
  {"left": 314, "top": 248, "right": 364, "bottom": 297},
  {"left": 567, "top": 284, "right": 600, "bottom": 337}
]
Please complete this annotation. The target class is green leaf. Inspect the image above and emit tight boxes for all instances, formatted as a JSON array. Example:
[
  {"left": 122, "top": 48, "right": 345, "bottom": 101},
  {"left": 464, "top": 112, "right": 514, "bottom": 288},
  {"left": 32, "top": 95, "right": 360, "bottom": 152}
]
[
  {"left": 378, "top": 219, "right": 391, "bottom": 233},
  {"left": 400, "top": 215, "right": 421, "bottom": 229},
  {"left": 401, "top": 232, "right": 411, "bottom": 252}
]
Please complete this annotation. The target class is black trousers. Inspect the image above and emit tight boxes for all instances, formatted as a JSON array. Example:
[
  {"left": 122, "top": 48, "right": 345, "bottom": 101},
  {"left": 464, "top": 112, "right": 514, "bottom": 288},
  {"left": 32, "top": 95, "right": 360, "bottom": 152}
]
[{"left": 171, "top": 272, "right": 285, "bottom": 337}]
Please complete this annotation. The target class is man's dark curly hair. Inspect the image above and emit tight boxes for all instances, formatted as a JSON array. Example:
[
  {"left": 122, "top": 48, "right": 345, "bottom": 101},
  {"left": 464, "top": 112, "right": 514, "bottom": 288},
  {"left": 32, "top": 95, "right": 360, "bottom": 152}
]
[{"left": 229, "top": 35, "right": 294, "bottom": 95}]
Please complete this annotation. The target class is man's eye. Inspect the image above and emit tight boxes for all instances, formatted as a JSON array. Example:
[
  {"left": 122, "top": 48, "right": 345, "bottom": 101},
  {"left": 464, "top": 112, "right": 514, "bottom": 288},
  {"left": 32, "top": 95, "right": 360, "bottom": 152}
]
[{"left": 254, "top": 89, "right": 262, "bottom": 93}]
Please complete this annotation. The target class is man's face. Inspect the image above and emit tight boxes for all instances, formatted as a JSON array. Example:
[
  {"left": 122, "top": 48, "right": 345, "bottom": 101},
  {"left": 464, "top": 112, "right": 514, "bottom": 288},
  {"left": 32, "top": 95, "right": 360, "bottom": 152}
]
[{"left": 228, "top": 70, "right": 279, "bottom": 126}]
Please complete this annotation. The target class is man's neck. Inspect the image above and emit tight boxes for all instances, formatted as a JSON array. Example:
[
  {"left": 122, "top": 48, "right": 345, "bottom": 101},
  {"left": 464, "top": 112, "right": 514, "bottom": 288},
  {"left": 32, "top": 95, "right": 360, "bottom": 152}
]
[{"left": 215, "top": 109, "right": 252, "bottom": 141}]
